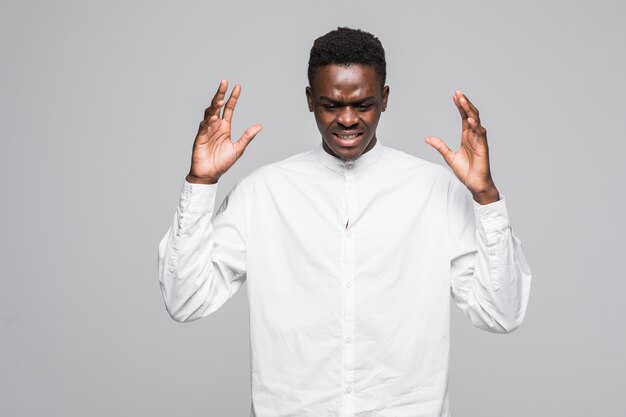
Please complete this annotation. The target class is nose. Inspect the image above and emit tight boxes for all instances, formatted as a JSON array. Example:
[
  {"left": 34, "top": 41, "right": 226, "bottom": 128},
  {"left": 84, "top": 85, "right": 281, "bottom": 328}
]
[{"left": 337, "top": 106, "right": 359, "bottom": 128}]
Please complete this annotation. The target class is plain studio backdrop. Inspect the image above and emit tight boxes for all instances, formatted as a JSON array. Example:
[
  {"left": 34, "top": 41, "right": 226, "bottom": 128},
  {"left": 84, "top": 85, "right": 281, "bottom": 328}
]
[{"left": 1, "top": 1, "right": 624, "bottom": 416}]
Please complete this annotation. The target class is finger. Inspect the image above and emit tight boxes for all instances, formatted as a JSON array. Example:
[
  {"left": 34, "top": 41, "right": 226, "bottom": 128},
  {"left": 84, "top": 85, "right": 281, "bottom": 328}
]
[
  {"left": 222, "top": 84, "right": 241, "bottom": 123},
  {"left": 460, "top": 91, "right": 480, "bottom": 115},
  {"left": 467, "top": 117, "right": 487, "bottom": 138},
  {"left": 453, "top": 93, "right": 468, "bottom": 130},
  {"left": 457, "top": 90, "right": 480, "bottom": 124},
  {"left": 204, "top": 100, "right": 225, "bottom": 120},
  {"left": 197, "top": 115, "right": 219, "bottom": 136},
  {"left": 233, "top": 124, "right": 263, "bottom": 155},
  {"left": 204, "top": 80, "right": 228, "bottom": 119},
  {"left": 425, "top": 136, "right": 455, "bottom": 166}
]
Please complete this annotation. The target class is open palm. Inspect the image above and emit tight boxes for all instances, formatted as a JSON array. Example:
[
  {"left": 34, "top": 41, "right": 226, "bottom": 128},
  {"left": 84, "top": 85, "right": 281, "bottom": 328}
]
[
  {"left": 187, "top": 80, "right": 262, "bottom": 184},
  {"left": 425, "top": 90, "right": 499, "bottom": 204}
]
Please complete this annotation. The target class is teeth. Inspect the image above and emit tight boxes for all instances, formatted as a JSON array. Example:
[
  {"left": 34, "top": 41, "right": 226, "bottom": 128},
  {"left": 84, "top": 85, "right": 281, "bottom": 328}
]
[{"left": 336, "top": 134, "right": 359, "bottom": 140}]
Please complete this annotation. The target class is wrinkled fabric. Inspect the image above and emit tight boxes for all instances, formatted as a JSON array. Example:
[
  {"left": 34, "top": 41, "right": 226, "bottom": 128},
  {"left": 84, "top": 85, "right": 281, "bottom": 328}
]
[{"left": 158, "top": 139, "right": 531, "bottom": 417}]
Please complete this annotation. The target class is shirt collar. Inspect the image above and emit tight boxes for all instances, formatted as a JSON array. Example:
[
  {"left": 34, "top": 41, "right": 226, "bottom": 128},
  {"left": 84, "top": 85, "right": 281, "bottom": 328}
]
[{"left": 316, "top": 138, "right": 385, "bottom": 174}]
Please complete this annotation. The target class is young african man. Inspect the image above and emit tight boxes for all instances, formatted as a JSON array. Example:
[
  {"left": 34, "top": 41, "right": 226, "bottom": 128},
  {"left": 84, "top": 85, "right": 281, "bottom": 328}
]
[{"left": 158, "top": 27, "right": 531, "bottom": 417}]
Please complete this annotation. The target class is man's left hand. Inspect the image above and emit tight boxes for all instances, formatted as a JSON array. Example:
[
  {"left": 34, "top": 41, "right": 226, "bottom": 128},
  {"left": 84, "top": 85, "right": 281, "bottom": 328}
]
[{"left": 425, "top": 90, "right": 500, "bottom": 205}]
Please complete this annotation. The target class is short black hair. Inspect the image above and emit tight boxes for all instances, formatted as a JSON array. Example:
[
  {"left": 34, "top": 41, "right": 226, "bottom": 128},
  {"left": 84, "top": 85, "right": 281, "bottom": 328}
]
[{"left": 308, "top": 27, "right": 386, "bottom": 89}]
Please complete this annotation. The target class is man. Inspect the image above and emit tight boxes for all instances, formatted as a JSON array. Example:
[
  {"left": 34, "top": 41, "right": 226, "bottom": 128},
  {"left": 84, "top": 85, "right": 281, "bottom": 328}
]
[{"left": 158, "top": 27, "right": 531, "bottom": 417}]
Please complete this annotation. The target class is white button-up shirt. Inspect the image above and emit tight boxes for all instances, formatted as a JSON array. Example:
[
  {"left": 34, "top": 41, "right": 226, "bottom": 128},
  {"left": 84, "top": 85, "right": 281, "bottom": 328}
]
[{"left": 158, "top": 139, "right": 532, "bottom": 417}]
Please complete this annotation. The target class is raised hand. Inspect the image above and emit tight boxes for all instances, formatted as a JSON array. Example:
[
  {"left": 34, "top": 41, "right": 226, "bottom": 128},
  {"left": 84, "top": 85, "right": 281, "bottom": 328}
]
[
  {"left": 186, "top": 80, "right": 263, "bottom": 184},
  {"left": 425, "top": 90, "right": 500, "bottom": 205}
]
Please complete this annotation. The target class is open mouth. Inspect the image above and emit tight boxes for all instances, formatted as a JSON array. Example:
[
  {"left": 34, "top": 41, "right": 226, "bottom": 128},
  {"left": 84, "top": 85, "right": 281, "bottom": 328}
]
[{"left": 333, "top": 132, "right": 363, "bottom": 146}]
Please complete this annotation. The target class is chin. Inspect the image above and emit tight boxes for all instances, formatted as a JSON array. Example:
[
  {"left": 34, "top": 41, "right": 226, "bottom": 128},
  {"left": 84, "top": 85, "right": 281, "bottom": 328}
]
[
  {"left": 339, "top": 148, "right": 363, "bottom": 161},
  {"left": 325, "top": 136, "right": 371, "bottom": 161},
  {"left": 330, "top": 144, "right": 361, "bottom": 161}
]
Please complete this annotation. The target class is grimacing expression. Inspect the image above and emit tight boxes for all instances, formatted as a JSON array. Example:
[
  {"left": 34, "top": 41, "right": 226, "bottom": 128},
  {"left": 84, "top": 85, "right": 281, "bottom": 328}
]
[{"left": 306, "top": 64, "right": 389, "bottom": 161}]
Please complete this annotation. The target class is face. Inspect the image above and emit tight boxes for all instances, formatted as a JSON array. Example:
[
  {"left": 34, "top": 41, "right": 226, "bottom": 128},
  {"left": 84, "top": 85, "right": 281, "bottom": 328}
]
[{"left": 306, "top": 64, "right": 389, "bottom": 161}]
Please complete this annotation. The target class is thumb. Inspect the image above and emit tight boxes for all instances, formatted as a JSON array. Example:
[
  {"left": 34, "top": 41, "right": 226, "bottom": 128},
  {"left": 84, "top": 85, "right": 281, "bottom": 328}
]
[
  {"left": 425, "top": 136, "right": 454, "bottom": 166},
  {"left": 234, "top": 124, "right": 263, "bottom": 155}
]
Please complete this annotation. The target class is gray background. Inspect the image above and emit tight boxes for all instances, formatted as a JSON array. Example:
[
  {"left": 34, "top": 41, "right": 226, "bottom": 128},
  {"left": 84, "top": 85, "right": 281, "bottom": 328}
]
[{"left": 1, "top": 0, "right": 624, "bottom": 416}]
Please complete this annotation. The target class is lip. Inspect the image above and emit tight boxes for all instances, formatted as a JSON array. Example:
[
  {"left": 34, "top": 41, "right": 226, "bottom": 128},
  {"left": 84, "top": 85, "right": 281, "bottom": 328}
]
[{"left": 333, "top": 132, "right": 363, "bottom": 147}]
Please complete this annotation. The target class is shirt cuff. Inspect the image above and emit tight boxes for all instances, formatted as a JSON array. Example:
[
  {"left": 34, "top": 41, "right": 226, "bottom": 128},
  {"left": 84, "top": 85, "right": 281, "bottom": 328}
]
[
  {"left": 179, "top": 179, "right": 218, "bottom": 213},
  {"left": 473, "top": 193, "right": 510, "bottom": 243}
]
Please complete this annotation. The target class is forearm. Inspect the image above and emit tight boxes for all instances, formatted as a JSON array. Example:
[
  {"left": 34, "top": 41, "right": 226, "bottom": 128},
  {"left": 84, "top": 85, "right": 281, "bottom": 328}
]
[
  {"left": 157, "top": 180, "right": 231, "bottom": 322},
  {"left": 451, "top": 196, "right": 532, "bottom": 333}
]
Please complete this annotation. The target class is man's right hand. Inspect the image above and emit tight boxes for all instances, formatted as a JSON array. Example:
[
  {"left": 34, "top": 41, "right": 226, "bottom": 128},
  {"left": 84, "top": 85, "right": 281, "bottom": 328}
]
[{"left": 186, "top": 80, "right": 263, "bottom": 184}]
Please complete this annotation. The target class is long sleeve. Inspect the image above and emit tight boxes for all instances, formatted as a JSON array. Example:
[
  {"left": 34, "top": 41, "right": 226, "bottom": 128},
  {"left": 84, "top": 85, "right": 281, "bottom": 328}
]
[
  {"left": 157, "top": 178, "right": 249, "bottom": 323},
  {"left": 448, "top": 176, "right": 532, "bottom": 333}
]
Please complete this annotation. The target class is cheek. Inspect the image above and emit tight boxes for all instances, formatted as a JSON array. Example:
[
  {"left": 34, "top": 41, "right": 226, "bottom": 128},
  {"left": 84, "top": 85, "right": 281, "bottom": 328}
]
[
  {"left": 314, "top": 112, "right": 333, "bottom": 129},
  {"left": 364, "top": 112, "right": 382, "bottom": 126}
]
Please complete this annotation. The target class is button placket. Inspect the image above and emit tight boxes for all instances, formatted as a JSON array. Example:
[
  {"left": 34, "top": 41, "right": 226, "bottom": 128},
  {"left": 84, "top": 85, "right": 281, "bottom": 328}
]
[
  {"left": 176, "top": 210, "right": 183, "bottom": 237},
  {"left": 342, "top": 167, "right": 356, "bottom": 417},
  {"left": 177, "top": 209, "right": 184, "bottom": 236},
  {"left": 171, "top": 182, "right": 192, "bottom": 273},
  {"left": 177, "top": 186, "right": 191, "bottom": 238}
]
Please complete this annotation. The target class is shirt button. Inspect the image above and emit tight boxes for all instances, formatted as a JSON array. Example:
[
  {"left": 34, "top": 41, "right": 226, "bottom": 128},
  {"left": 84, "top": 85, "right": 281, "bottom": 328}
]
[
  {"left": 345, "top": 386, "right": 352, "bottom": 394},
  {"left": 345, "top": 163, "right": 353, "bottom": 170},
  {"left": 346, "top": 336, "right": 352, "bottom": 343},
  {"left": 489, "top": 249, "right": 496, "bottom": 255},
  {"left": 346, "top": 281, "right": 352, "bottom": 288}
]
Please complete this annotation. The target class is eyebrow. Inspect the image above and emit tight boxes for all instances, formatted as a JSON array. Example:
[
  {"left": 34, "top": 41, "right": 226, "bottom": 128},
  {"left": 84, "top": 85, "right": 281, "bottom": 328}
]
[{"left": 318, "top": 96, "right": 375, "bottom": 104}]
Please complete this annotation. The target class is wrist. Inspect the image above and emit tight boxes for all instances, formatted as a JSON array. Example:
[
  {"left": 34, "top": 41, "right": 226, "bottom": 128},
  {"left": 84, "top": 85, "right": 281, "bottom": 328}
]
[
  {"left": 472, "top": 184, "right": 500, "bottom": 205},
  {"left": 186, "top": 173, "right": 219, "bottom": 185}
]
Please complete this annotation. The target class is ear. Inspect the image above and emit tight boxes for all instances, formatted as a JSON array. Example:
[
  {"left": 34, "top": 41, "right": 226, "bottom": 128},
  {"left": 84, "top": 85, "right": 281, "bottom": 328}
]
[
  {"left": 305, "top": 86, "right": 314, "bottom": 112},
  {"left": 382, "top": 85, "right": 390, "bottom": 112}
]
